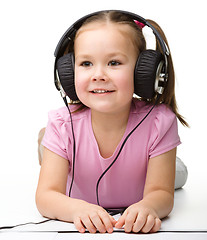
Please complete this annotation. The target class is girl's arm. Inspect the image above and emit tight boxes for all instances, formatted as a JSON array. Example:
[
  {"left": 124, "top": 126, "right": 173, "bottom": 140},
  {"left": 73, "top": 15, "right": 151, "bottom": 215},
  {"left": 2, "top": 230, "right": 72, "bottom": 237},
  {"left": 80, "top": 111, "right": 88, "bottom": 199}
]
[
  {"left": 115, "top": 148, "right": 176, "bottom": 233},
  {"left": 35, "top": 147, "right": 116, "bottom": 233}
]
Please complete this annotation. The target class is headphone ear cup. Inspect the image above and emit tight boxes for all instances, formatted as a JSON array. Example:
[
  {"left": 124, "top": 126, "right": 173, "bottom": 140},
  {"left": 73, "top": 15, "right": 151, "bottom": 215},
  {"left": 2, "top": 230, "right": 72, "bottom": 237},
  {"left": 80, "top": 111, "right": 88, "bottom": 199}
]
[
  {"left": 56, "top": 53, "right": 79, "bottom": 101},
  {"left": 134, "top": 49, "right": 163, "bottom": 99}
]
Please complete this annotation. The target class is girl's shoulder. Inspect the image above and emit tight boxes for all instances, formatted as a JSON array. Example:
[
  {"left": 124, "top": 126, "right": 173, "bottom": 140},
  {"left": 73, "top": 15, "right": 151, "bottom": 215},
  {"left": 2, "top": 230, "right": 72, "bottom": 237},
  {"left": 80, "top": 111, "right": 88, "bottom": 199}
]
[
  {"left": 47, "top": 104, "right": 89, "bottom": 123},
  {"left": 131, "top": 99, "right": 180, "bottom": 159},
  {"left": 132, "top": 98, "right": 176, "bottom": 119},
  {"left": 131, "top": 99, "right": 178, "bottom": 133}
]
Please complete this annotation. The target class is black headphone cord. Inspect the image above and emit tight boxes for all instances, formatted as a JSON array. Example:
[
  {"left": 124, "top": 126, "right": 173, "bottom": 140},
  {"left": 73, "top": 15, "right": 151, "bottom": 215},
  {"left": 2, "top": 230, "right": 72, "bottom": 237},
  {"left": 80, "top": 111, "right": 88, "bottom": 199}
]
[
  {"left": 62, "top": 97, "right": 76, "bottom": 197},
  {"left": 96, "top": 95, "right": 161, "bottom": 207}
]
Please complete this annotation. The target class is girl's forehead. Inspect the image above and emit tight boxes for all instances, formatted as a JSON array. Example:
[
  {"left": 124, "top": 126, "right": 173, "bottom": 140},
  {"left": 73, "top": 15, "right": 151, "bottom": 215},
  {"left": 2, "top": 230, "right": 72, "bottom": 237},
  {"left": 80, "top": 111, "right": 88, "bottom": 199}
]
[{"left": 75, "top": 21, "right": 132, "bottom": 40}]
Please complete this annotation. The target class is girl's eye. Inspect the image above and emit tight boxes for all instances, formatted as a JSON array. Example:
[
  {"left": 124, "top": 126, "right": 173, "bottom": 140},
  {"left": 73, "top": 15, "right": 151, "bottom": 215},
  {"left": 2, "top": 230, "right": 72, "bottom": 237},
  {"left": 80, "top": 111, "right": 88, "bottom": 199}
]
[
  {"left": 81, "top": 61, "right": 92, "bottom": 67},
  {"left": 108, "top": 60, "right": 121, "bottom": 66}
]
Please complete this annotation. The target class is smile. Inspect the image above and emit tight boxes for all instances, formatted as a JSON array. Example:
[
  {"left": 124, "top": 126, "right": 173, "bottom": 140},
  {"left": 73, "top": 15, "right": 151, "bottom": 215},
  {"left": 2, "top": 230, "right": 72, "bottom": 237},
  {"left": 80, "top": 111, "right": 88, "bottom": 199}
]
[{"left": 91, "top": 89, "right": 115, "bottom": 93}]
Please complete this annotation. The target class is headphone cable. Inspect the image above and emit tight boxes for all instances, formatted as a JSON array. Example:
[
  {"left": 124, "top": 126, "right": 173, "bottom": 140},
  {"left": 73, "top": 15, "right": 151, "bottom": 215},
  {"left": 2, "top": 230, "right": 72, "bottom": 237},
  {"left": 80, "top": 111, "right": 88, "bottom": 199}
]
[
  {"left": 96, "top": 95, "right": 161, "bottom": 206},
  {"left": 62, "top": 96, "right": 76, "bottom": 197}
]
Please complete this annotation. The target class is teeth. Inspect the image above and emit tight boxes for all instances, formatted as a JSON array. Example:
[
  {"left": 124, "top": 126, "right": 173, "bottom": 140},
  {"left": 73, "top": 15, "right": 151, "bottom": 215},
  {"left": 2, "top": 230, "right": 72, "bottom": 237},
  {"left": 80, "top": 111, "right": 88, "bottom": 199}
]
[{"left": 93, "top": 90, "right": 108, "bottom": 93}]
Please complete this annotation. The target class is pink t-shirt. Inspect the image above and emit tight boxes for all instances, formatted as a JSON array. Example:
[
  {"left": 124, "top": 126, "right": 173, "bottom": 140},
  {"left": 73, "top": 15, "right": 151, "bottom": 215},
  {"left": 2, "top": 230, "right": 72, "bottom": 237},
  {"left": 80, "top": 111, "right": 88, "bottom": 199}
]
[{"left": 42, "top": 99, "right": 181, "bottom": 209}]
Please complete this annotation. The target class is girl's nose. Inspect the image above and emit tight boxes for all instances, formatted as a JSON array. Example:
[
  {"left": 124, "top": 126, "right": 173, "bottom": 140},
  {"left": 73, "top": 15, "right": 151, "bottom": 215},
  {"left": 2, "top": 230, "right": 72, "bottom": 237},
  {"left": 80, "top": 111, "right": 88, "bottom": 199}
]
[{"left": 91, "top": 65, "right": 107, "bottom": 82}]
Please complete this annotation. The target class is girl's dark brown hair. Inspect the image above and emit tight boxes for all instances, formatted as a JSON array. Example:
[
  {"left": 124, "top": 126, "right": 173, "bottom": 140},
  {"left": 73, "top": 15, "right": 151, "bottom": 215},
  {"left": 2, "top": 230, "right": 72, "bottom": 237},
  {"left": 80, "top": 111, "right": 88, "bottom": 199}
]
[
  {"left": 146, "top": 19, "right": 188, "bottom": 127},
  {"left": 70, "top": 11, "right": 189, "bottom": 127}
]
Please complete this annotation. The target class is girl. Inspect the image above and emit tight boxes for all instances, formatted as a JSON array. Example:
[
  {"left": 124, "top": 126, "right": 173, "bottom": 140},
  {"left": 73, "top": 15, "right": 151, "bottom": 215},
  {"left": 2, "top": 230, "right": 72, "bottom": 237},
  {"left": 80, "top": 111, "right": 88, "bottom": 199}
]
[{"left": 36, "top": 10, "right": 188, "bottom": 234}]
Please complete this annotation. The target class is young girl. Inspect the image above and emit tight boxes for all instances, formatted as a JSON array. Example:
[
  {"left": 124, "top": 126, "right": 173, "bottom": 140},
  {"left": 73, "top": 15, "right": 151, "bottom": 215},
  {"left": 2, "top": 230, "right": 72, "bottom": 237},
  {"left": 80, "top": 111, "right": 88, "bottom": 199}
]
[{"left": 36, "top": 10, "right": 188, "bottom": 234}]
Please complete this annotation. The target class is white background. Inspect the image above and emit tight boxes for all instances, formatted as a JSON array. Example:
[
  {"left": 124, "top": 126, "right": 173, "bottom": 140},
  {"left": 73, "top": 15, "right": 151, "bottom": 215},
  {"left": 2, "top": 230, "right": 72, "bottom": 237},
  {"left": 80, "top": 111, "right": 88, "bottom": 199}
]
[{"left": 0, "top": 0, "right": 206, "bottom": 221}]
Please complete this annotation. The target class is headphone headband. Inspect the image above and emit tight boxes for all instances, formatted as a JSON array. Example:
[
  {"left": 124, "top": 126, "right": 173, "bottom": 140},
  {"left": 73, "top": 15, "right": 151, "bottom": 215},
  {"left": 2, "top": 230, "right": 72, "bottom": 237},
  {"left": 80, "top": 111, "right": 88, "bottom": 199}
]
[{"left": 54, "top": 10, "right": 169, "bottom": 58}]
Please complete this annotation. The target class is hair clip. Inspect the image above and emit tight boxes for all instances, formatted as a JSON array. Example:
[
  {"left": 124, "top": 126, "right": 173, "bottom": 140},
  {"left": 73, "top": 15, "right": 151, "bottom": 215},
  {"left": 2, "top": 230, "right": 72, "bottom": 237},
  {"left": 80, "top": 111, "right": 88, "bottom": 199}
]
[{"left": 134, "top": 20, "right": 145, "bottom": 29}]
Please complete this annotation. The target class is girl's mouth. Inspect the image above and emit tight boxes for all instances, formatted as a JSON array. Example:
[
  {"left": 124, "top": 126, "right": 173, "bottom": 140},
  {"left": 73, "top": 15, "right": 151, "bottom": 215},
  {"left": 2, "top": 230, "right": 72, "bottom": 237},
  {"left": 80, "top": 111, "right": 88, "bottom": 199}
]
[{"left": 90, "top": 89, "right": 115, "bottom": 94}]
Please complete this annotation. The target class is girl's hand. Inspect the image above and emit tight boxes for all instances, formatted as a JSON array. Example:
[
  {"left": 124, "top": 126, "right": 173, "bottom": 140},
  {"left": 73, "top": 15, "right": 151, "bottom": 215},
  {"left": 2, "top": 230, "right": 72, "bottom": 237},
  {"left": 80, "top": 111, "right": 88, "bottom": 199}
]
[
  {"left": 115, "top": 201, "right": 161, "bottom": 233},
  {"left": 72, "top": 201, "right": 117, "bottom": 233}
]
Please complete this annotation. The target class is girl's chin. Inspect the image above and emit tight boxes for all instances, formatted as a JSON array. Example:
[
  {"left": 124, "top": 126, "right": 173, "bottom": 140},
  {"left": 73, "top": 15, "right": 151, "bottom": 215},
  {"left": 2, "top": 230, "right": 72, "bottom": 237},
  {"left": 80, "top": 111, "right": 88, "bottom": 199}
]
[{"left": 78, "top": 95, "right": 132, "bottom": 114}]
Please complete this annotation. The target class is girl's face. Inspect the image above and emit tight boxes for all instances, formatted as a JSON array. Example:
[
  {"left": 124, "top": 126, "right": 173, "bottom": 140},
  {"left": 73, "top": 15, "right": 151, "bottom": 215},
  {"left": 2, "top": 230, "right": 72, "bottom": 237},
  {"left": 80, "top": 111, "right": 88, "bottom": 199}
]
[{"left": 74, "top": 22, "right": 138, "bottom": 115}]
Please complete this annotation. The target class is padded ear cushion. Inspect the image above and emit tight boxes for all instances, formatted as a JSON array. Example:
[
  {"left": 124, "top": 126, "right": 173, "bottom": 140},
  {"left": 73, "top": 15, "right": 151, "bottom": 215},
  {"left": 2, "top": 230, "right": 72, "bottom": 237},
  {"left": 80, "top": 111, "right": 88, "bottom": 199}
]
[
  {"left": 134, "top": 49, "right": 163, "bottom": 99},
  {"left": 56, "top": 53, "right": 79, "bottom": 101}
]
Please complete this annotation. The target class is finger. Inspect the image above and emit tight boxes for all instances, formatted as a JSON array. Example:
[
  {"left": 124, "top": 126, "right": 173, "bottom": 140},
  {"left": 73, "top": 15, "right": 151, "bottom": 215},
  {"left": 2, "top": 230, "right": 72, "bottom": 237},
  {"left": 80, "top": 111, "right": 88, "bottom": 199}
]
[
  {"left": 90, "top": 212, "right": 106, "bottom": 233},
  {"left": 150, "top": 218, "right": 162, "bottom": 233},
  {"left": 81, "top": 215, "right": 97, "bottom": 233},
  {"left": 131, "top": 212, "right": 146, "bottom": 233},
  {"left": 124, "top": 211, "right": 137, "bottom": 233},
  {"left": 115, "top": 210, "right": 127, "bottom": 229},
  {"left": 109, "top": 215, "right": 117, "bottom": 226},
  {"left": 73, "top": 217, "right": 86, "bottom": 233},
  {"left": 98, "top": 211, "right": 115, "bottom": 233},
  {"left": 140, "top": 215, "right": 155, "bottom": 233}
]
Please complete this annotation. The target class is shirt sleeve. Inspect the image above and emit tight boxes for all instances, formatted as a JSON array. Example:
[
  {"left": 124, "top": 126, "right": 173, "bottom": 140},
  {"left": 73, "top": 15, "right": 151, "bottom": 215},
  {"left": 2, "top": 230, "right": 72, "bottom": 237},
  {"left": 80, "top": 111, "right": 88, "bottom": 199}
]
[
  {"left": 41, "top": 110, "right": 69, "bottom": 160},
  {"left": 149, "top": 106, "right": 181, "bottom": 159}
]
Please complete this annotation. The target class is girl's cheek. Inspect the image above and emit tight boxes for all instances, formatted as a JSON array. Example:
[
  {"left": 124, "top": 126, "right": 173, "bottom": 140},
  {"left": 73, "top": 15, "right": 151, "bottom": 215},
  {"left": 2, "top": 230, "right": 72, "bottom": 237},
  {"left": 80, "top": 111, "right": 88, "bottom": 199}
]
[
  {"left": 75, "top": 79, "right": 82, "bottom": 95},
  {"left": 75, "top": 76, "right": 88, "bottom": 101}
]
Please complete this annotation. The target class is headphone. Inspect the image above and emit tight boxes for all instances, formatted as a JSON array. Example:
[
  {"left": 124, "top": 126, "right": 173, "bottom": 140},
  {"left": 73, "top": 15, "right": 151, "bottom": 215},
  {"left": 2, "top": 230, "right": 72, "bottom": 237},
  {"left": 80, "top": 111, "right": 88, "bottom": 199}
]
[{"left": 54, "top": 10, "right": 169, "bottom": 102}]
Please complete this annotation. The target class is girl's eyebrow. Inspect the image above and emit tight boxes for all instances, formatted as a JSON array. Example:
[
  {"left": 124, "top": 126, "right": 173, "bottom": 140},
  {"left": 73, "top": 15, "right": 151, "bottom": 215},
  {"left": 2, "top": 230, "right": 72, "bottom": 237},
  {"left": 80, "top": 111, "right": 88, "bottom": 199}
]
[
  {"left": 107, "top": 52, "right": 128, "bottom": 58},
  {"left": 75, "top": 54, "right": 92, "bottom": 61}
]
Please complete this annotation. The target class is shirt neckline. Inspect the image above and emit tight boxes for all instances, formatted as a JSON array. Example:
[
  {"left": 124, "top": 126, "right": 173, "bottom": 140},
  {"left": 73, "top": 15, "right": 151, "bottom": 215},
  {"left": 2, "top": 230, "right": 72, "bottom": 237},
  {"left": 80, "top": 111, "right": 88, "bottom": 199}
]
[{"left": 87, "top": 105, "right": 135, "bottom": 161}]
